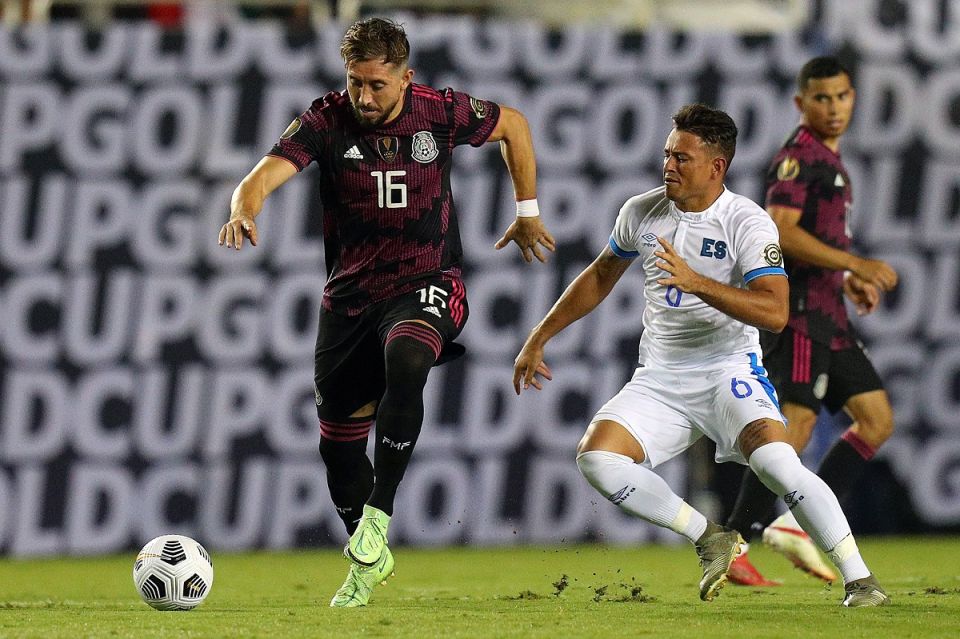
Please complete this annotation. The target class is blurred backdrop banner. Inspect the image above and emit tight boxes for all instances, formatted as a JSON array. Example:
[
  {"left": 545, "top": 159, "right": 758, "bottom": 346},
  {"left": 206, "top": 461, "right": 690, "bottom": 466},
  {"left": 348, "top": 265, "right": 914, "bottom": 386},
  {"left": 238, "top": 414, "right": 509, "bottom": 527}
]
[{"left": 1, "top": 6, "right": 958, "bottom": 556}]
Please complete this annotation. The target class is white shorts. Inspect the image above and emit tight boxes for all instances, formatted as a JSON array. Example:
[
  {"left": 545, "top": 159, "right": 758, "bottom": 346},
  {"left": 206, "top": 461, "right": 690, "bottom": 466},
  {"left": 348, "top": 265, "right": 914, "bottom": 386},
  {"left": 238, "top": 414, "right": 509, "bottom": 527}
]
[{"left": 591, "top": 354, "right": 784, "bottom": 468}]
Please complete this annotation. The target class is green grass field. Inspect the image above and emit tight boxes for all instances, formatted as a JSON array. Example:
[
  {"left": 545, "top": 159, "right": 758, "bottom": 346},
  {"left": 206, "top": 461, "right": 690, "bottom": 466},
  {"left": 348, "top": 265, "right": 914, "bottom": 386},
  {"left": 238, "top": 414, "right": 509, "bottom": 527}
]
[{"left": 1, "top": 537, "right": 957, "bottom": 638}]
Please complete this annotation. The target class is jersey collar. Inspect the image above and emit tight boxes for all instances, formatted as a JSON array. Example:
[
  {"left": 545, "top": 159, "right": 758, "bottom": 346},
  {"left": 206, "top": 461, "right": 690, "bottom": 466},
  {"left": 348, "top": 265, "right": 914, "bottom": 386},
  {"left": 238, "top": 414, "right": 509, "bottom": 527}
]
[
  {"left": 670, "top": 187, "right": 731, "bottom": 223},
  {"left": 798, "top": 124, "right": 842, "bottom": 159}
]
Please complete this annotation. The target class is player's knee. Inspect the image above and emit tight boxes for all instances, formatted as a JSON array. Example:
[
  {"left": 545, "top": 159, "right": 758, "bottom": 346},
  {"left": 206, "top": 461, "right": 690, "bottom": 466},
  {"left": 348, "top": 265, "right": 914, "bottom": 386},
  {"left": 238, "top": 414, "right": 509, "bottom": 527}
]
[
  {"left": 577, "top": 420, "right": 646, "bottom": 463},
  {"left": 576, "top": 449, "right": 630, "bottom": 493},
  {"left": 748, "top": 441, "right": 801, "bottom": 494},
  {"left": 319, "top": 436, "right": 362, "bottom": 468},
  {"left": 383, "top": 330, "right": 437, "bottom": 389},
  {"left": 575, "top": 450, "right": 601, "bottom": 481}
]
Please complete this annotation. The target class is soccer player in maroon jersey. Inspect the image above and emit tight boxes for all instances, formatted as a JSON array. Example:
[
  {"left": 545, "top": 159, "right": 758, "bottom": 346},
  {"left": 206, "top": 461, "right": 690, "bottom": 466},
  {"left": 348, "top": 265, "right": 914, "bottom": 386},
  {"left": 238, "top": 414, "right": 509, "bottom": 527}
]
[
  {"left": 725, "top": 57, "right": 899, "bottom": 590},
  {"left": 218, "top": 17, "right": 554, "bottom": 607}
]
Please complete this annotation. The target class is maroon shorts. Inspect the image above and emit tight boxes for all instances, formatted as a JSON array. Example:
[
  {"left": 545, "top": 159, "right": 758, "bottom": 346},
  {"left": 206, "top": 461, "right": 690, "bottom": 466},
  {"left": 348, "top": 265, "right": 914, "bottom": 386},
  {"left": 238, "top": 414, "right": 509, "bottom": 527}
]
[{"left": 313, "top": 274, "right": 468, "bottom": 420}]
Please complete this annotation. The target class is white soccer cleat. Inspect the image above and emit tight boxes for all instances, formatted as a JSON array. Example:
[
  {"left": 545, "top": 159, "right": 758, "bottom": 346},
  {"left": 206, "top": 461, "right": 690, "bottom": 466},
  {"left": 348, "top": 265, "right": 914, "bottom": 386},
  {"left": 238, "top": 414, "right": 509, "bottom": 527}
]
[{"left": 761, "top": 514, "right": 837, "bottom": 583}]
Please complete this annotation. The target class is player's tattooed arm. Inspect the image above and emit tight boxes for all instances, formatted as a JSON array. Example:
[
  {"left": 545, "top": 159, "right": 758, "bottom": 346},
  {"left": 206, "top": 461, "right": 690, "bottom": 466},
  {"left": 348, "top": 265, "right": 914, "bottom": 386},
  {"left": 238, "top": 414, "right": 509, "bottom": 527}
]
[{"left": 219, "top": 155, "right": 297, "bottom": 250}]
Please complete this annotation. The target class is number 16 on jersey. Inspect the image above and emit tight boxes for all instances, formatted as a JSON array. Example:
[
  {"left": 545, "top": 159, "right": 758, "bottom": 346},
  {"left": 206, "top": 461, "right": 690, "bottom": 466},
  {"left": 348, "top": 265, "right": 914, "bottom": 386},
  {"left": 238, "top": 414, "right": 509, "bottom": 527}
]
[{"left": 371, "top": 170, "right": 407, "bottom": 208}]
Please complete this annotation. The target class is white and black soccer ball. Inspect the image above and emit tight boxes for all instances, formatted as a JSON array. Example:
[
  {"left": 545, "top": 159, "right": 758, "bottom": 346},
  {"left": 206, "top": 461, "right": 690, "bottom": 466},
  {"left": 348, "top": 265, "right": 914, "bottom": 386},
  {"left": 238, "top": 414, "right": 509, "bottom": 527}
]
[{"left": 133, "top": 534, "right": 214, "bottom": 611}]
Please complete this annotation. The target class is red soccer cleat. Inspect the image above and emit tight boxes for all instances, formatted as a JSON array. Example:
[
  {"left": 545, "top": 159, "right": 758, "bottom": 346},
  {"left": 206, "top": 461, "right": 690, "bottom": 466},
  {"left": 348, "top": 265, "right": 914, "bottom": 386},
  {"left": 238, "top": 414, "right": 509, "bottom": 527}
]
[{"left": 727, "top": 551, "right": 782, "bottom": 587}]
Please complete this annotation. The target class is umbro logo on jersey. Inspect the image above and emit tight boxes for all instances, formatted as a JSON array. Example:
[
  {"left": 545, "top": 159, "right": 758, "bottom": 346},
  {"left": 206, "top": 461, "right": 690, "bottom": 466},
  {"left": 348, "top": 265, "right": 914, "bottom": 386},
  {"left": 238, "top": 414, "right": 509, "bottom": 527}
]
[
  {"left": 422, "top": 305, "right": 442, "bottom": 318},
  {"left": 641, "top": 232, "right": 658, "bottom": 247},
  {"left": 834, "top": 173, "right": 845, "bottom": 187},
  {"left": 343, "top": 145, "right": 363, "bottom": 160}
]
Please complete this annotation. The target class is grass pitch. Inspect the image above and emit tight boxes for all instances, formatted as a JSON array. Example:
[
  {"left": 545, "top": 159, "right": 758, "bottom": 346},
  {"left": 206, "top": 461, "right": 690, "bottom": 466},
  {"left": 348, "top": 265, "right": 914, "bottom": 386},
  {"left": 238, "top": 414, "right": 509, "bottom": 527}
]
[{"left": 1, "top": 537, "right": 957, "bottom": 638}]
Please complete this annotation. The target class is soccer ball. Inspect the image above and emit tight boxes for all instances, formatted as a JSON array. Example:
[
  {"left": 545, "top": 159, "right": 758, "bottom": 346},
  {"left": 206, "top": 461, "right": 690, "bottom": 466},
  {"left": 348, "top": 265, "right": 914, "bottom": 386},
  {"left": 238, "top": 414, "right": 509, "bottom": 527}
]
[{"left": 133, "top": 534, "right": 214, "bottom": 611}]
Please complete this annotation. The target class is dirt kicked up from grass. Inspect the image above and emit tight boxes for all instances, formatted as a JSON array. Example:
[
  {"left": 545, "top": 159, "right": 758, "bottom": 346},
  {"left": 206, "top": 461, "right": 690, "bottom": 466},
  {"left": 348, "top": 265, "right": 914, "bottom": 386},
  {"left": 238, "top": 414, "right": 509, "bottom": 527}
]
[{"left": 0, "top": 537, "right": 957, "bottom": 639}]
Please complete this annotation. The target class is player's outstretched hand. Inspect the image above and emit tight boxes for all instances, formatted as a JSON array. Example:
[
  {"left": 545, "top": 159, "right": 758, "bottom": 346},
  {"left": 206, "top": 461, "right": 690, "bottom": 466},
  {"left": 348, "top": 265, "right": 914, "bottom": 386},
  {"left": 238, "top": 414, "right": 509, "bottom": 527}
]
[
  {"left": 512, "top": 341, "right": 553, "bottom": 395},
  {"left": 852, "top": 257, "right": 897, "bottom": 292},
  {"left": 495, "top": 216, "right": 556, "bottom": 263},
  {"left": 654, "top": 236, "right": 704, "bottom": 292},
  {"left": 843, "top": 272, "right": 881, "bottom": 316},
  {"left": 218, "top": 216, "right": 259, "bottom": 250}
]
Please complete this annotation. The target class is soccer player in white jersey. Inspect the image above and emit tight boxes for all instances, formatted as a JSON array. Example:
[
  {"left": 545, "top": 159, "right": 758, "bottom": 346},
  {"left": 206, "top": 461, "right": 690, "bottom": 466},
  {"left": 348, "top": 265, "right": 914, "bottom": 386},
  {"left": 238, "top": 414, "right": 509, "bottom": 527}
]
[{"left": 512, "top": 104, "right": 889, "bottom": 607}]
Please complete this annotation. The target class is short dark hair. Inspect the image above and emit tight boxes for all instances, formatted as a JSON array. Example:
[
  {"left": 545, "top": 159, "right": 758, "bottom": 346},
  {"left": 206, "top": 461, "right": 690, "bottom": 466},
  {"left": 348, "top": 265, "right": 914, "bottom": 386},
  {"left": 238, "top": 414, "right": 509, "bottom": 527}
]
[
  {"left": 671, "top": 104, "right": 738, "bottom": 167},
  {"left": 340, "top": 17, "right": 410, "bottom": 67},
  {"left": 797, "top": 56, "right": 852, "bottom": 91}
]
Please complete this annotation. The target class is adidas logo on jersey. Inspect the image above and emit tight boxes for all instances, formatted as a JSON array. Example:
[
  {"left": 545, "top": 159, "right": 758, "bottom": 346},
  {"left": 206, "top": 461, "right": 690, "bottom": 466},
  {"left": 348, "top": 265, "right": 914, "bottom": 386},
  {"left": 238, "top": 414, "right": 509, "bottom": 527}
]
[
  {"left": 834, "top": 173, "right": 845, "bottom": 187},
  {"left": 343, "top": 145, "right": 363, "bottom": 160},
  {"left": 422, "top": 305, "right": 441, "bottom": 318}
]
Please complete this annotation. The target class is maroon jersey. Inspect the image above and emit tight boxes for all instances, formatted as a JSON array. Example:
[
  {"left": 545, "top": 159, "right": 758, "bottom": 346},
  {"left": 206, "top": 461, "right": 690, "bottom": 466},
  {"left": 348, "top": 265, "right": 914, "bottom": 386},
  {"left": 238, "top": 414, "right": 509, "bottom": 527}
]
[
  {"left": 269, "top": 83, "right": 500, "bottom": 315},
  {"left": 765, "top": 125, "right": 853, "bottom": 349}
]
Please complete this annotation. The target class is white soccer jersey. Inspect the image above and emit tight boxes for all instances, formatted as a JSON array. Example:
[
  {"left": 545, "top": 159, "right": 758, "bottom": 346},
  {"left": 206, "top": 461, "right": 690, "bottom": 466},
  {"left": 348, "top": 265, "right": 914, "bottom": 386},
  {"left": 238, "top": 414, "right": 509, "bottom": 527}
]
[{"left": 609, "top": 185, "right": 786, "bottom": 368}]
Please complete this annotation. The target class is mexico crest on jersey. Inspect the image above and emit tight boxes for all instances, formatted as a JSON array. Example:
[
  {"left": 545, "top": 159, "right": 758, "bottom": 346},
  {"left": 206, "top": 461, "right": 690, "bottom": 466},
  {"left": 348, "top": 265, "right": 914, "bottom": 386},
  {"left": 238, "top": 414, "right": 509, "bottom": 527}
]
[{"left": 412, "top": 131, "right": 439, "bottom": 163}]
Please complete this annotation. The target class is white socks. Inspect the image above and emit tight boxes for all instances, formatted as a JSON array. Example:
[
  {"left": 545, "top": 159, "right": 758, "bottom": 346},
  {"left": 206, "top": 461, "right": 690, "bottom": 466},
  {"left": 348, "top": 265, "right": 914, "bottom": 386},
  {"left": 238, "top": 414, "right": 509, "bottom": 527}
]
[
  {"left": 577, "top": 450, "right": 707, "bottom": 543},
  {"left": 749, "top": 442, "right": 870, "bottom": 583}
]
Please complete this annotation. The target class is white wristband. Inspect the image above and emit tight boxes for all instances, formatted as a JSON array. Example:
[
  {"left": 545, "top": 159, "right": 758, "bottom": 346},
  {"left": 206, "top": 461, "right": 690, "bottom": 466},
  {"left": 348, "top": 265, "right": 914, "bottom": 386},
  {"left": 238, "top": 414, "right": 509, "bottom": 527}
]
[{"left": 515, "top": 198, "right": 540, "bottom": 218}]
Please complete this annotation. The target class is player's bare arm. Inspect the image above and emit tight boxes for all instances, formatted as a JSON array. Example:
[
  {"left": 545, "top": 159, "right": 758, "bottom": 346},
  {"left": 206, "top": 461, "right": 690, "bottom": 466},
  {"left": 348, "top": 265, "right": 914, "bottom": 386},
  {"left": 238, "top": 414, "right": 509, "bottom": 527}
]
[
  {"left": 655, "top": 236, "right": 788, "bottom": 333},
  {"left": 513, "top": 247, "right": 632, "bottom": 394},
  {"left": 218, "top": 155, "right": 298, "bottom": 250},
  {"left": 488, "top": 105, "right": 556, "bottom": 263},
  {"left": 768, "top": 204, "right": 898, "bottom": 291}
]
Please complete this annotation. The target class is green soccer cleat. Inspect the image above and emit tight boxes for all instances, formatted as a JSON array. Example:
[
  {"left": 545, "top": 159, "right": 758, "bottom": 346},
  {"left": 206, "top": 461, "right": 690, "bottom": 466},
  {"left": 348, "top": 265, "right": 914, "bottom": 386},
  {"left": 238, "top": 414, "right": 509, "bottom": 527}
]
[
  {"left": 347, "top": 505, "right": 391, "bottom": 566},
  {"left": 695, "top": 525, "right": 744, "bottom": 602},
  {"left": 329, "top": 545, "right": 395, "bottom": 608},
  {"left": 841, "top": 574, "right": 890, "bottom": 608}
]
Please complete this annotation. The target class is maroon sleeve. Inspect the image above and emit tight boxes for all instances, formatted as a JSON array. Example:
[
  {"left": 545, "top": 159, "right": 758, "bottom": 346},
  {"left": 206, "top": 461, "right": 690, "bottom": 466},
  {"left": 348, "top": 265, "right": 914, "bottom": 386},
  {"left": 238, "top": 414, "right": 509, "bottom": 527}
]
[
  {"left": 765, "top": 152, "right": 810, "bottom": 211},
  {"left": 267, "top": 99, "right": 327, "bottom": 171},
  {"left": 447, "top": 89, "right": 501, "bottom": 148}
]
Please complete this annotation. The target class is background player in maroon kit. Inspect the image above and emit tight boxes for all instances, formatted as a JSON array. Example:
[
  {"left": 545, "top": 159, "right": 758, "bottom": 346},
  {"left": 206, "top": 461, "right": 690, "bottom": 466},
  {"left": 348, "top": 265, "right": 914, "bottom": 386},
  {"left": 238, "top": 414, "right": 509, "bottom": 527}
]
[
  {"left": 725, "top": 56, "right": 899, "bottom": 587},
  {"left": 218, "top": 17, "right": 554, "bottom": 607}
]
